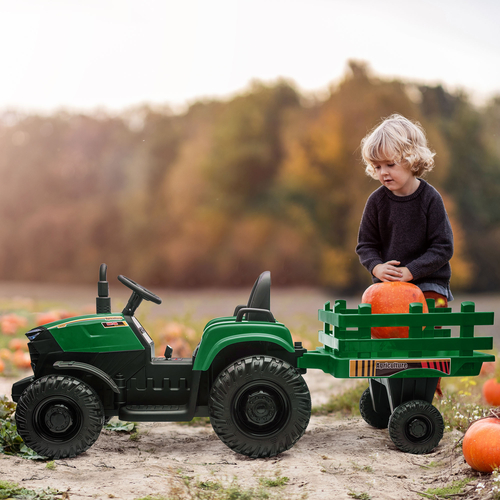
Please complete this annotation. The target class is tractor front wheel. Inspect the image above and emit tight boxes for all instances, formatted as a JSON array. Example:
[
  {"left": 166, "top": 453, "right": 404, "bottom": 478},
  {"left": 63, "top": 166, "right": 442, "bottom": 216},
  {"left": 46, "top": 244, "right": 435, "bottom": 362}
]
[
  {"left": 209, "top": 356, "right": 311, "bottom": 458},
  {"left": 15, "top": 375, "right": 104, "bottom": 459}
]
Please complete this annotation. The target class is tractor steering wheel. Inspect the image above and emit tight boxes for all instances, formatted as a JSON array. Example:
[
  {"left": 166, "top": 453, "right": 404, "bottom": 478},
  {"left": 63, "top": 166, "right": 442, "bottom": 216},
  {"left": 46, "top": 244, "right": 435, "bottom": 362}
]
[{"left": 118, "top": 275, "right": 162, "bottom": 311}]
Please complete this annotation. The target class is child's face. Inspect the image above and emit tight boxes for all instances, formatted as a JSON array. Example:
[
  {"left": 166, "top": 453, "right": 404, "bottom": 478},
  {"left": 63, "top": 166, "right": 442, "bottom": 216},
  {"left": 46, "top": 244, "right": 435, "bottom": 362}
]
[{"left": 373, "top": 161, "right": 419, "bottom": 196}]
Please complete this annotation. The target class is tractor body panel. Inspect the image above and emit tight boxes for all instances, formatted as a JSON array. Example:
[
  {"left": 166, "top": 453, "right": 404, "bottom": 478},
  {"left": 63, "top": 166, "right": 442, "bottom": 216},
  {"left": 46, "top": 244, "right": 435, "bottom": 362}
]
[{"left": 46, "top": 314, "right": 144, "bottom": 352}]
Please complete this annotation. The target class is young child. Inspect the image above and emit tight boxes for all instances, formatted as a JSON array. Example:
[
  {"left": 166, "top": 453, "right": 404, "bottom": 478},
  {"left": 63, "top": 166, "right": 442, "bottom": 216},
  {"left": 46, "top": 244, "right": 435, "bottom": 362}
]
[{"left": 356, "top": 114, "right": 454, "bottom": 307}]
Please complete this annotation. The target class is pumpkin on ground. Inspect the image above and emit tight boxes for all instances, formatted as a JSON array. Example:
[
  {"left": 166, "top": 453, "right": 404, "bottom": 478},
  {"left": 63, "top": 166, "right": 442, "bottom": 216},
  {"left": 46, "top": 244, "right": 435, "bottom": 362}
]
[
  {"left": 361, "top": 282, "right": 429, "bottom": 339},
  {"left": 12, "top": 349, "right": 31, "bottom": 369},
  {"left": 483, "top": 378, "right": 500, "bottom": 406},
  {"left": 36, "top": 311, "right": 62, "bottom": 326},
  {"left": 8, "top": 338, "right": 27, "bottom": 352},
  {"left": 0, "top": 348, "right": 11, "bottom": 360},
  {"left": 463, "top": 417, "right": 500, "bottom": 472}
]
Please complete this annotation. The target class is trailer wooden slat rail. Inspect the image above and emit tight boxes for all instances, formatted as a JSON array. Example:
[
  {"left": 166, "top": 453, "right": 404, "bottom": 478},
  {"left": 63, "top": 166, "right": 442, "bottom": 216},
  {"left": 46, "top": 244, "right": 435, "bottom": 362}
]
[{"left": 298, "top": 299, "right": 495, "bottom": 379}]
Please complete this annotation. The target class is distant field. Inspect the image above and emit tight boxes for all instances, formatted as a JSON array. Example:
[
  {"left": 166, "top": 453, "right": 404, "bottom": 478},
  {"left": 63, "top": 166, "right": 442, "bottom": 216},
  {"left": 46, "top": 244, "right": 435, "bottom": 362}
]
[
  {"left": 0, "top": 280, "right": 498, "bottom": 349},
  {"left": 0, "top": 279, "right": 345, "bottom": 331}
]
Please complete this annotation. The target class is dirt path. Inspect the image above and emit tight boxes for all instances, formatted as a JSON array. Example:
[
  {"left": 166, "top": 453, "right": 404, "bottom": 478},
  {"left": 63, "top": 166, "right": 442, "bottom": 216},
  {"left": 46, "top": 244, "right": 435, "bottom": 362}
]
[{"left": 0, "top": 372, "right": 481, "bottom": 500}]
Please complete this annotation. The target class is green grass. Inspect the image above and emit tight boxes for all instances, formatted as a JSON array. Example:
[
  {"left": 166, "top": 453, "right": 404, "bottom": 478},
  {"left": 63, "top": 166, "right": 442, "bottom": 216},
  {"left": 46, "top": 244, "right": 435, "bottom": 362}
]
[
  {"left": 172, "top": 474, "right": 291, "bottom": 500},
  {"left": 0, "top": 480, "right": 63, "bottom": 500},
  {"left": 312, "top": 382, "right": 366, "bottom": 416},
  {"left": 350, "top": 461, "right": 373, "bottom": 473},
  {"left": 134, "top": 496, "right": 170, "bottom": 500},
  {"left": 103, "top": 420, "right": 138, "bottom": 432},
  {"left": 436, "top": 377, "right": 491, "bottom": 432},
  {"left": 0, "top": 396, "right": 46, "bottom": 459},
  {"left": 419, "top": 477, "right": 474, "bottom": 498},
  {"left": 259, "top": 476, "right": 289, "bottom": 487},
  {"left": 177, "top": 416, "right": 211, "bottom": 427},
  {"left": 348, "top": 491, "right": 371, "bottom": 500}
]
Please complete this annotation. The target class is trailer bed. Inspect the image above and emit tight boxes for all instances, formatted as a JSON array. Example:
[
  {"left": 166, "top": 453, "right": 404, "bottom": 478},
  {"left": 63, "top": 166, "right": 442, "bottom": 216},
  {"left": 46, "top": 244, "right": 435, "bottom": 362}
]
[{"left": 298, "top": 299, "right": 495, "bottom": 379}]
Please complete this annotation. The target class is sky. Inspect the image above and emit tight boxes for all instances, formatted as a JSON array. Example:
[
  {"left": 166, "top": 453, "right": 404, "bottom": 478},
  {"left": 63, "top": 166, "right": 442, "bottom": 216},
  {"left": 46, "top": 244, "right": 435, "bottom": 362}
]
[{"left": 0, "top": 0, "right": 498, "bottom": 114}]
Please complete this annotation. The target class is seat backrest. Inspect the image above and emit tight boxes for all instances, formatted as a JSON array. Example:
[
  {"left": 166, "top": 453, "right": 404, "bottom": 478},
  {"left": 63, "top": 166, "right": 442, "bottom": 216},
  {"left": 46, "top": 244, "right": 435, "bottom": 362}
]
[{"left": 247, "top": 271, "right": 271, "bottom": 321}]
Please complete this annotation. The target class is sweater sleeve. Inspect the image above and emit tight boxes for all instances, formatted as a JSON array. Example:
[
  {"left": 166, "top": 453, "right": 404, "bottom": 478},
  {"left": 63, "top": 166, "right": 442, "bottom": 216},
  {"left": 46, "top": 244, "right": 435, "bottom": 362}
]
[
  {"left": 356, "top": 196, "right": 384, "bottom": 274},
  {"left": 406, "top": 193, "right": 454, "bottom": 281}
]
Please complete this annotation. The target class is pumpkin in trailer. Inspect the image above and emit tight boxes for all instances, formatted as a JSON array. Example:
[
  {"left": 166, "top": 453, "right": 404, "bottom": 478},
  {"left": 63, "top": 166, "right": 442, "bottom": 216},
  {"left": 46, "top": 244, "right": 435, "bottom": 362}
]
[
  {"left": 463, "top": 417, "right": 500, "bottom": 473},
  {"left": 482, "top": 378, "right": 500, "bottom": 406},
  {"left": 361, "top": 282, "right": 429, "bottom": 339}
]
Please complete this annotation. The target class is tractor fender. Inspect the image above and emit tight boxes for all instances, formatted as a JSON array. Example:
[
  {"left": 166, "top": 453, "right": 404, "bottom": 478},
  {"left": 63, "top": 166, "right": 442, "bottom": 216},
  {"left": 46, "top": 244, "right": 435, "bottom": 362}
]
[
  {"left": 193, "top": 333, "right": 294, "bottom": 371},
  {"left": 53, "top": 360, "right": 120, "bottom": 393},
  {"left": 12, "top": 375, "right": 35, "bottom": 402}
]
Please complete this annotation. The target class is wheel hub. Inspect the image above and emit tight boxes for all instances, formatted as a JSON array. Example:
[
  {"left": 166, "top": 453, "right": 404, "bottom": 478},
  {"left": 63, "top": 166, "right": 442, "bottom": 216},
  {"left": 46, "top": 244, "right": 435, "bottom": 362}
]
[
  {"left": 44, "top": 405, "right": 73, "bottom": 433},
  {"left": 245, "top": 391, "right": 277, "bottom": 425},
  {"left": 408, "top": 418, "right": 428, "bottom": 439}
]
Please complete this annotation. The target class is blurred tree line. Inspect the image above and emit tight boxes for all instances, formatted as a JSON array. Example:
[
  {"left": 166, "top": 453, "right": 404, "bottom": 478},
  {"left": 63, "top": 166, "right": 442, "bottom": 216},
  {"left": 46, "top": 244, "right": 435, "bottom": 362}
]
[{"left": 1, "top": 61, "right": 499, "bottom": 292}]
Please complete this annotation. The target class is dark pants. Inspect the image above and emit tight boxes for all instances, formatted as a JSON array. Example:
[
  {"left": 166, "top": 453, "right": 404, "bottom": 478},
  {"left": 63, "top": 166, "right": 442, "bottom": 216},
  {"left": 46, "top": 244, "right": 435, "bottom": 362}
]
[{"left": 423, "top": 291, "right": 448, "bottom": 397}]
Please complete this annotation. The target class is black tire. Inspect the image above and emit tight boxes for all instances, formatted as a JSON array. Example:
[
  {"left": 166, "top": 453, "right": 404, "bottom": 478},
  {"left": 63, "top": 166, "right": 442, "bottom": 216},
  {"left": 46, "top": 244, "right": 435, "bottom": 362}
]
[
  {"left": 359, "top": 388, "right": 391, "bottom": 429},
  {"left": 388, "top": 400, "right": 444, "bottom": 454},
  {"left": 209, "top": 356, "right": 311, "bottom": 458},
  {"left": 15, "top": 375, "right": 104, "bottom": 459}
]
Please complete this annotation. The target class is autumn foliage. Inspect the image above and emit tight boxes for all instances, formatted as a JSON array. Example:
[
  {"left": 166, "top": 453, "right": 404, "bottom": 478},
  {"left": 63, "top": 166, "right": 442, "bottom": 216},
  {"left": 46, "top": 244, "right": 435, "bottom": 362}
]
[{"left": 0, "top": 62, "right": 498, "bottom": 291}]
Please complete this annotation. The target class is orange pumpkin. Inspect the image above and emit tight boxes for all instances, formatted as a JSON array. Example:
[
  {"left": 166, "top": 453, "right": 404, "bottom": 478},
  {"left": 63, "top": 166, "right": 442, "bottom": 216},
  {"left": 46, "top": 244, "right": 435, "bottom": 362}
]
[
  {"left": 13, "top": 349, "right": 31, "bottom": 369},
  {"left": 483, "top": 378, "right": 500, "bottom": 406},
  {"left": 361, "top": 282, "right": 429, "bottom": 339},
  {"left": 0, "top": 358, "right": 5, "bottom": 374},
  {"left": 463, "top": 417, "right": 500, "bottom": 472},
  {"left": 8, "top": 338, "right": 27, "bottom": 352},
  {"left": 36, "top": 310, "right": 62, "bottom": 326},
  {"left": 0, "top": 348, "right": 12, "bottom": 360}
]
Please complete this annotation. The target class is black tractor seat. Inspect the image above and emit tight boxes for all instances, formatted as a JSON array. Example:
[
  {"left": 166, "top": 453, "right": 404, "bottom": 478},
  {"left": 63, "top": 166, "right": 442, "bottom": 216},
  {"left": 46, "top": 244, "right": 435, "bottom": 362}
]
[{"left": 233, "top": 271, "right": 275, "bottom": 322}]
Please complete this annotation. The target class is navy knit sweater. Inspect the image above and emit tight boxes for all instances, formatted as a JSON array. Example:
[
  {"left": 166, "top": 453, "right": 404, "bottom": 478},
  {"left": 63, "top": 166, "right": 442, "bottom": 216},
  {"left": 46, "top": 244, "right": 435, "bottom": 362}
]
[{"left": 356, "top": 179, "right": 453, "bottom": 287}]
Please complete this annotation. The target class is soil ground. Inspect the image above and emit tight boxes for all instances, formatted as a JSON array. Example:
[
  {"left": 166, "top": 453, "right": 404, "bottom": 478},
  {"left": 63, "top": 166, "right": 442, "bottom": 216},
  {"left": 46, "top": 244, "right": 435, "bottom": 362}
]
[{"left": 0, "top": 372, "right": 483, "bottom": 500}]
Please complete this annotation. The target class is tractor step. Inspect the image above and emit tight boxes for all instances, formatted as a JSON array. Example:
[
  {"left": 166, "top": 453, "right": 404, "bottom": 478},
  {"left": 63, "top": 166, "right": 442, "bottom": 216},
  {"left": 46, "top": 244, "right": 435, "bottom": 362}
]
[{"left": 119, "top": 403, "right": 208, "bottom": 421}]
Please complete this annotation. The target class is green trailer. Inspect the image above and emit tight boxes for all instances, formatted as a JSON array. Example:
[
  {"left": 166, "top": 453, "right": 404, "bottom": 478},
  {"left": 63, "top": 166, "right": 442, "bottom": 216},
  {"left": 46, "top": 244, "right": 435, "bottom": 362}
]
[
  {"left": 11, "top": 266, "right": 495, "bottom": 459},
  {"left": 299, "top": 299, "right": 495, "bottom": 453}
]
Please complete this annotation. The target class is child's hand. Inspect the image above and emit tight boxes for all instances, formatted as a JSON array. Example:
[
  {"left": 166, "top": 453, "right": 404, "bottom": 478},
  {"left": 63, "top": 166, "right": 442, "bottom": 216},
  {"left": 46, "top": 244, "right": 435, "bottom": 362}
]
[
  {"left": 372, "top": 260, "right": 403, "bottom": 281},
  {"left": 399, "top": 267, "right": 414, "bottom": 282}
]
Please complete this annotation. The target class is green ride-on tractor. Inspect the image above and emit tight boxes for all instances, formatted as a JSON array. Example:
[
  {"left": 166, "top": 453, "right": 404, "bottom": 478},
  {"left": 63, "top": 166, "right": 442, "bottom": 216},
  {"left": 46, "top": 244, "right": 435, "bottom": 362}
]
[
  {"left": 11, "top": 264, "right": 495, "bottom": 459},
  {"left": 12, "top": 264, "right": 311, "bottom": 459}
]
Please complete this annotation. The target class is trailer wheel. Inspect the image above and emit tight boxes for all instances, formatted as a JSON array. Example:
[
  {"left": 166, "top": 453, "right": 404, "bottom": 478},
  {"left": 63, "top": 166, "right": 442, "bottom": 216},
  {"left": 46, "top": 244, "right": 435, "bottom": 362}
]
[
  {"left": 359, "top": 388, "right": 391, "bottom": 429},
  {"left": 388, "top": 400, "right": 444, "bottom": 454},
  {"left": 209, "top": 356, "right": 311, "bottom": 458},
  {"left": 15, "top": 375, "right": 104, "bottom": 459}
]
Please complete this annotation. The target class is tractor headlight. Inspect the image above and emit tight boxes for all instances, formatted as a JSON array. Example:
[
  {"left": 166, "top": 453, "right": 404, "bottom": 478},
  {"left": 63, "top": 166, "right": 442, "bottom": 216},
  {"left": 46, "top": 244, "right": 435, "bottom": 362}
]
[{"left": 25, "top": 327, "right": 44, "bottom": 341}]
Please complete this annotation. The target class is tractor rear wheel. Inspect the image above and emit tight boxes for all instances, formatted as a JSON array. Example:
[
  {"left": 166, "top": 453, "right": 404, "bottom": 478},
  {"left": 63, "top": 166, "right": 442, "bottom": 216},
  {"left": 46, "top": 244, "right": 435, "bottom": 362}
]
[{"left": 209, "top": 356, "right": 311, "bottom": 458}]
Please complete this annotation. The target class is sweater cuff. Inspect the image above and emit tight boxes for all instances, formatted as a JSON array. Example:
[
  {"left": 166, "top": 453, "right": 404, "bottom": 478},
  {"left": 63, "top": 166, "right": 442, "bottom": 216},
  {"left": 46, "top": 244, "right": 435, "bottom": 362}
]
[
  {"left": 367, "top": 259, "right": 384, "bottom": 275},
  {"left": 406, "top": 262, "right": 421, "bottom": 281}
]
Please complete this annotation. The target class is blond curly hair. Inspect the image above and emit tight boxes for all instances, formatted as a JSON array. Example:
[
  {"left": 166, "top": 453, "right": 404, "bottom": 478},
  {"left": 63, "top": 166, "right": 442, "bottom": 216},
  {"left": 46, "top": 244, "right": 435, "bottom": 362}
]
[{"left": 361, "top": 114, "right": 435, "bottom": 178}]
